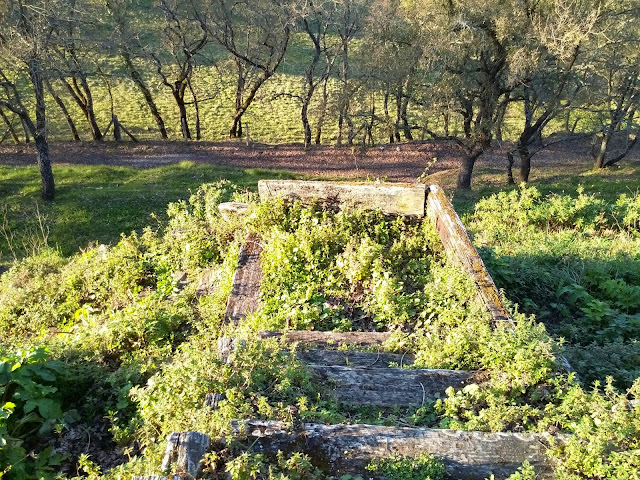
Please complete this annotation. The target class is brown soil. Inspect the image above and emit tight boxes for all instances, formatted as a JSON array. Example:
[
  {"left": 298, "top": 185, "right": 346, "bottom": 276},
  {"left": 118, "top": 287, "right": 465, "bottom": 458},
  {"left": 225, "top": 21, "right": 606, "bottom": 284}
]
[{"left": 4, "top": 136, "right": 630, "bottom": 182}]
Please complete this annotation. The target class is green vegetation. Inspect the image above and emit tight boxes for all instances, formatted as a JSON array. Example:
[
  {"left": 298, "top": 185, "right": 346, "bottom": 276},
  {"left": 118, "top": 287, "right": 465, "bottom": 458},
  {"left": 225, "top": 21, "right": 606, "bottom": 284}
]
[
  {"left": 365, "top": 453, "right": 447, "bottom": 480},
  {"left": 0, "top": 163, "right": 295, "bottom": 259},
  {"left": 1, "top": 348, "right": 65, "bottom": 480},
  {"left": 2, "top": 165, "right": 640, "bottom": 480},
  {"left": 466, "top": 184, "right": 640, "bottom": 388}
]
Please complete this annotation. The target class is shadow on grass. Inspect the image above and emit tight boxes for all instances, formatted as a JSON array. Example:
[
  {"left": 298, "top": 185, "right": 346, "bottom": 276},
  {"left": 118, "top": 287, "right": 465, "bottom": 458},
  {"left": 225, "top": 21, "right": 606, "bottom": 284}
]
[{"left": 478, "top": 244, "right": 640, "bottom": 389}]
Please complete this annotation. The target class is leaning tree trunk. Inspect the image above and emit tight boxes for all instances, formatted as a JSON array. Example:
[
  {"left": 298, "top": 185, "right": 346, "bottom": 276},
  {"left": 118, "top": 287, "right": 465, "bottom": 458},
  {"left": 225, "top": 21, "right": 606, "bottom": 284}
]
[
  {"left": 231, "top": 61, "right": 246, "bottom": 138},
  {"left": 0, "top": 108, "right": 20, "bottom": 144},
  {"left": 44, "top": 78, "right": 80, "bottom": 141},
  {"left": 77, "top": 76, "right": 102, "bottom": 141},
  {"left": 21, "top": 117, "right": 32, "bottom": 143},
  {"left": 593, "top": 129, "right": 613, "bottom": 169},
  {"left": 173, "top": 87, "right": 191, "bottom": 140},
  {"left": 230, "top": 74, "right": 270, "bottom": 139},
  {"left": 62, "top": 76, "right": 103, "bottom": 141},
  {"left": 123, "top": 52, "right": 168, "bottom": 139},
  {"left": 28, "top": 60, "right": 55, "bottom": 200}
]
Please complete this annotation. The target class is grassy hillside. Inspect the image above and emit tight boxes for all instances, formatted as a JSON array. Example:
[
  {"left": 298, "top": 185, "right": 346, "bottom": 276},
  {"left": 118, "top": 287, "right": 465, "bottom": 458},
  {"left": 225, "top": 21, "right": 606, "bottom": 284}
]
[
  {"left": 37, "top": 32, "right": 578, "bottom": 146},
  {"left": 2, "top": 160, "right": 640, "bottom": 479},
  {"left": 0, "top": 163, "right": 296, "bottom": 260}
]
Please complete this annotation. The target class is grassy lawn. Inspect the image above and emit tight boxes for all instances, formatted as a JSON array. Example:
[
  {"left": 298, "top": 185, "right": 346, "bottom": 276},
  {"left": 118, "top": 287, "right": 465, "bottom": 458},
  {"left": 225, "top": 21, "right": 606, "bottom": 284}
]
[
  {"left": 0, "top": 162, "right": 297, "bottom": 260},
  {"left": 3, "top": 153, "right": 639, "bottom": 262},
  {"left": 439, "top": 161, "right": 640, "bottom": 216},
  {"left": 2, "top": 151, "right": 640, "bottom": 479}
]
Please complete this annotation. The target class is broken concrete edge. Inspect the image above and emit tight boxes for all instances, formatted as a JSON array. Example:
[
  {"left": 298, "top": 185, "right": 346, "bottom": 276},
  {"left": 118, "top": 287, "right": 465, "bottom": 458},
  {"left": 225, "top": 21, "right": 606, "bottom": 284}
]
[
  {"left": 160, "top": 431, "right": 211, "bottom": 478},
  {"left": 425, "top": 185, "right": 512, "bottom": 326},
  {"left": 223, "top": 233, "right": 263, "bottom": 325},
  {"left": 232, "top": 420, "right": 566, "bottom": 480},
  {"left": 425, "top": 185, "right": 578, "bottom": 379},
  {"left": 258, "top": 180, "right": 427, "bottom": 218}
]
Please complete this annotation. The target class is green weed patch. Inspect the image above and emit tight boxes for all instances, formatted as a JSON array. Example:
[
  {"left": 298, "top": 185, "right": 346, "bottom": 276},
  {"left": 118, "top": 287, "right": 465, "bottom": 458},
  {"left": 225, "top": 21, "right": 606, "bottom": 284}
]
[{"left": 2, "top": 180, "right": 640, "bottom": 480}]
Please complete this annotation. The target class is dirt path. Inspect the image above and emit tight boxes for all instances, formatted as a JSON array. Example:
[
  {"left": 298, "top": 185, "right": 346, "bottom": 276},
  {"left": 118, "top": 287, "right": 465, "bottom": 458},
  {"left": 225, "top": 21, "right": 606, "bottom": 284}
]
[{"left": 1, "top": 137, "right": 638, "bottom": 183}]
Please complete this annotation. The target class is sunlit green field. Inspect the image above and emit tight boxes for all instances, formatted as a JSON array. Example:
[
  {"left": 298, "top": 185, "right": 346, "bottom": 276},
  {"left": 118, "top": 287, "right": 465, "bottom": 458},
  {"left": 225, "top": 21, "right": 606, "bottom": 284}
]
[{"left": 0, "top": 162, "right": 296, "bottom": 259}]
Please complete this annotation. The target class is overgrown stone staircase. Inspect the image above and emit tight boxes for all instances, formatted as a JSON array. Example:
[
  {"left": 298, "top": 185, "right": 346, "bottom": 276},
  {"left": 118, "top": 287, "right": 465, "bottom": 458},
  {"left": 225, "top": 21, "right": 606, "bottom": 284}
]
[{"left": 134, "top": 182, "right": 564, "bottom": 480}]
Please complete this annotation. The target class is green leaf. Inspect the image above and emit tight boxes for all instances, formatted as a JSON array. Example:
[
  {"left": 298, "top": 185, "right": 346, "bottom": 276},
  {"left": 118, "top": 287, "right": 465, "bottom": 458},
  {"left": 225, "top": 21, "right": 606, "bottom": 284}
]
[
  {"left": 35, "top": 398, "right": 62, "bottom": 420},
  {"left": 31, "top": 365, "right": 56, "bottom": 382},
  {"left": 23, "top": 399, "right": 37, "bottom": 414}
]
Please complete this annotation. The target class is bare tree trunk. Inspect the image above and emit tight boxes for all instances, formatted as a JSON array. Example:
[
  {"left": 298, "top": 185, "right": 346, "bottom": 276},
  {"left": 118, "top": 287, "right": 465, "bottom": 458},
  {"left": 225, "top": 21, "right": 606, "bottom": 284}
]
[
  {"left": 173, "top": 87, "right": 191, "bottom": 140},
  {"left": 367, "top": 93, "right": 375, "bottom": 146},
  {"left": 230, "top": 75, "right": 269, "bottom": 139},
  {"left": 315, "top": 76, "right": 329, "bottom": 145},
  {"left": 346, "top": 116, "right": 355, "bottom": 146},
  {"left": 314, "top": 45, "right": 335, "bottom": 146},
  {"left": 457, "top": 146, "right": 483, "bottom": 190},
  {"left": 232, "top": 60, "right": 245, "bottom": 138},
  {"left": 384, "top": 92, "right": 393, "bottom": 143},
  {"left": 0, "top": 108, "right": 20, "bottom": 144},
  {"left": 394, "top": 87, "right": 402, "bottom": 142},
  {"left": 506, "top": 151, "right": 515, "bottom": 185},
  {"left": 112, "top": 115, "right": 123, "bottom": 141},
  {"left": 302, "top": 93, "right": 313, "bottom": 148},
  {"left": 301, "top": 71, "right": 315, "bottom": 147},
  {"left": 301, "top": 20, "right": 322, "bottom": 149},
  {"left": 122, "top": 52, "right": 168, "bottom": 139},
  {"left": 78, "top": 76, "right": 102, "bottom": 141},
  {"left": 44, "top": 78, "right": 81, "bottom": 141},
  {"left": 28, "top": 60, "right": 54, "bottom": 200},
  {"left": 62, "top": 76, "right": 103, "bottom": 141},
  {"left": 187, "top": 78, "right": 201, "bottom": 140},
  {"left": 399, "top": 85, "right": 413, "bottom": 141},
  {"left": 604, "top": 135, "right": 638, "bottom": 167},
  {"left": 593, "top": 129, "right": 613, "bottom": 168},
  {"left": 337, "top": 112, "right": 344, "bottom": 146},
  {"left": 518, "top": 144, "right": 532, "bottom": 182}
]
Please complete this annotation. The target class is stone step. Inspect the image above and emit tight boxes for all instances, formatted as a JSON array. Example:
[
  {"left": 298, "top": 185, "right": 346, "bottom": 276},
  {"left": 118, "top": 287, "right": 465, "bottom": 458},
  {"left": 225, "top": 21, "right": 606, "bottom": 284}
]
[
  {"left": 259, "top": 330, "right": 393, "bottom": 348},
  {"left": 308, "top": 364, "right": 472, "bottom": 407},
  {"left": 235, "top": 420, "right": 561, "bottom": 480},
  {"left": 296, "top": 349, "right": 414, "bottom": 368}
]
